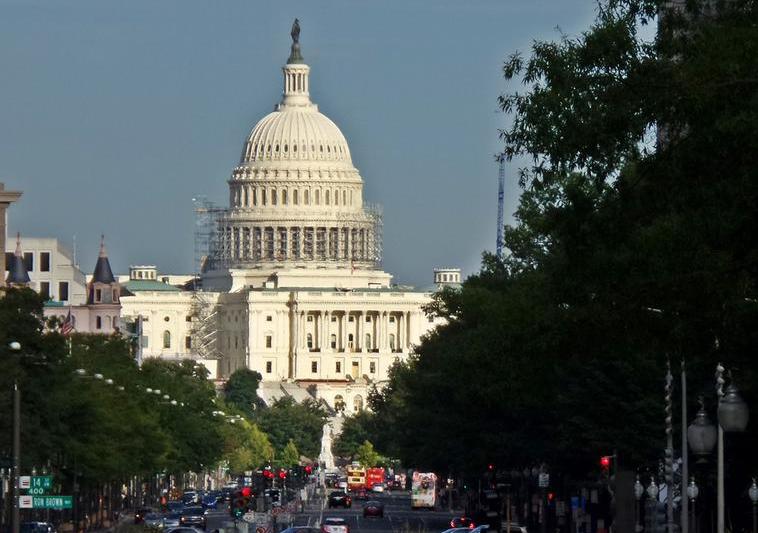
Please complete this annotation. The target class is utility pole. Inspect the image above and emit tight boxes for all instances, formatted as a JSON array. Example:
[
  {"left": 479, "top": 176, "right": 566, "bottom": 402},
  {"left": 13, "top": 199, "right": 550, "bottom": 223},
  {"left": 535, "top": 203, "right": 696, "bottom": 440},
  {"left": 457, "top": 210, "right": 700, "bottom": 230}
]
[
  {"left": 664, "top": 360, "right": 674, "bottom": 533},
  {"left": 12, "top": 381, "right": 21, "bottom": 533},
  {"left": 681, "top": 358, "right": 689, "bottom": 533}
]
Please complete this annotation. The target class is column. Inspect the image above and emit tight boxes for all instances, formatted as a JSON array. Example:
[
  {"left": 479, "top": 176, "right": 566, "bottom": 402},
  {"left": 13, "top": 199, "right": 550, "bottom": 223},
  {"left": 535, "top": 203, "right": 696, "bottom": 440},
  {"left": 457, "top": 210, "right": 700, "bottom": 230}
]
[
  {"left": 358, "top": 311, "right": 365, "bottom": 352},
  {"left": 341, "top": 313, "right": 348, "bottom": 351},
  {"left": 379, "top": 312, "right": 386, "bottom": 351},
  {"left": 398, "top": 313, "right": 405, "bottom": 351},
  {"left": 324, "top": 311, "right": 331, "bottom": 352}
]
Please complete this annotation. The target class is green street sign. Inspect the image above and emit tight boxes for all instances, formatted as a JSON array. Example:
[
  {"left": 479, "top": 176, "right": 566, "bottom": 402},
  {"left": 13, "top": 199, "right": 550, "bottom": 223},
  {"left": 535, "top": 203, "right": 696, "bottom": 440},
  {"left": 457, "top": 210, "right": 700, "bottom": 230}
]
[
  {"left": 20, "top": 476, "right": 53, "bottom": 494},
  {"left": 19, "top": 496, "right": 72, "bottom": 509}
]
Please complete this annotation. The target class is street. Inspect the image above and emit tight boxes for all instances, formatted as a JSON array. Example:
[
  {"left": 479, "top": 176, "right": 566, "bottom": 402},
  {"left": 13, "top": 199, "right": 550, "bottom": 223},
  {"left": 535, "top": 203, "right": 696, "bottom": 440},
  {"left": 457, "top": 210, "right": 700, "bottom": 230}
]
[{"left": 204, "top": 491, "right": 458, "bottom": 533}]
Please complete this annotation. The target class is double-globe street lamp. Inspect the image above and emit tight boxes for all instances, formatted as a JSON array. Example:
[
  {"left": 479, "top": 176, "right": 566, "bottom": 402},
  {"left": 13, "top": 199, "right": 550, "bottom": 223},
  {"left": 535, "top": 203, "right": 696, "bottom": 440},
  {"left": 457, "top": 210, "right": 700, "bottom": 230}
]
[{"left": 686, "top": 364, "right": 749, "bottom": 533}]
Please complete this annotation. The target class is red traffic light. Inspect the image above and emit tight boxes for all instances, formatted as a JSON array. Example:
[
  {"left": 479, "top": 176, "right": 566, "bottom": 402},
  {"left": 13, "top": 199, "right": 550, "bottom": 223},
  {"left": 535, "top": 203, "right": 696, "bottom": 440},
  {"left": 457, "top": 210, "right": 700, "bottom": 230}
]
[
  {"left": 263, "top": 469, "right": 274, "bottom": 479},
  {"left": 487, "top": 464, "right": 494, "bottom": 471},
  {"left": 241, "top": 486, "right": 252, "bottom": 497},
  {"left": 547, "top": 492, "right": 555, "bottom": 502},
  {"left": 278, "top": 469, "right": 287, "bottom": 479},
  {"left": 600, "top": 456, "right": 611, "bottom": 469},
  {"left": 305, "top": 465, "right": 313, "bottom": 474}
]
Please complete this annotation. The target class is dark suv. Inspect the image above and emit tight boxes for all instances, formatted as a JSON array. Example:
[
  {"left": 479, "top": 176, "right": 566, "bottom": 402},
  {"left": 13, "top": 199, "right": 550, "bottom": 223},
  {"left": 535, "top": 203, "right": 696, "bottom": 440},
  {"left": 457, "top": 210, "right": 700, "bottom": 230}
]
[
  {"left": 327, "top": 491, "right": 352, "bottom": 509},
  {"left": 180, "top": 506, "right": 207, "bottom": 529}
]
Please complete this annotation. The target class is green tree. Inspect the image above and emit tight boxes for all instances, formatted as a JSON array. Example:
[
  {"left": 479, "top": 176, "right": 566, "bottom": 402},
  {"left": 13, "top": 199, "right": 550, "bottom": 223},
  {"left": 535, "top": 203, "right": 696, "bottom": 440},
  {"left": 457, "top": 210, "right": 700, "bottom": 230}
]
[
  {"left": 221, "top": 418, "right": 274, "bottom": 474},
  {"left": 253, "top": 397, "right": 328, "bottom": 459},
  {"left": 279, "top": 439, "right": 300, "bottom": 467},
  {"left": 224, "top": 368, "right": 264, "bottom": 418},
  {"left": 354, "top": 441, "right": 380, "bottom": 468},
  {"left": 333, "top": 411, "right": 379, "bottom": 459}
]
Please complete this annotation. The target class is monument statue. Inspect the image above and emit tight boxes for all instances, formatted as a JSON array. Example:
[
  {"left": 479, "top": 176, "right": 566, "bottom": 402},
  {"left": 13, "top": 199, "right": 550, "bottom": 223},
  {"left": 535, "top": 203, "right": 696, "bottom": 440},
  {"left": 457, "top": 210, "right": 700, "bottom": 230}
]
[{"left": 291, "top": 18, "right": 300, "bottom": 44}]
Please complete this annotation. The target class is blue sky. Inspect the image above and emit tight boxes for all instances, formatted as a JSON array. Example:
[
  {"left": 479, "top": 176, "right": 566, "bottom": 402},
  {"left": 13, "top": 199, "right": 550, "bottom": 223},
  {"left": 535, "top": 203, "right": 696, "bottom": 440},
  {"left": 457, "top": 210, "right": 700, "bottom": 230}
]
[{"left": 0, "top": 0, "right": 599, "bottom": 287}]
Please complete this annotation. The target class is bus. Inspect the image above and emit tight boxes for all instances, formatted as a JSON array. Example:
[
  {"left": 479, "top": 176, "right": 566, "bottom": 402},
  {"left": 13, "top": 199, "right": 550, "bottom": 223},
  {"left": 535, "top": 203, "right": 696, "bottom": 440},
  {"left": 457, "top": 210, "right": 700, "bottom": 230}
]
[
  {"left": 365, "top": 467, "right": 385, "bottom": 491},
  {"left": 346, "top": 464, "right": 366, "bottom": 492},
  {"left": 411, "top": 472, "right": 437, "bottom": 509}
]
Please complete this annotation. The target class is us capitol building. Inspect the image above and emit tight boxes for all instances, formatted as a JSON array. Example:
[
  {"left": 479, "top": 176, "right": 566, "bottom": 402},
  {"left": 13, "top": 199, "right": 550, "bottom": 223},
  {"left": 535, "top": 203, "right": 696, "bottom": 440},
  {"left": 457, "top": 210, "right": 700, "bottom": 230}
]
[{"left": 118, "top": 22, "right": 461, "bottom": 412}]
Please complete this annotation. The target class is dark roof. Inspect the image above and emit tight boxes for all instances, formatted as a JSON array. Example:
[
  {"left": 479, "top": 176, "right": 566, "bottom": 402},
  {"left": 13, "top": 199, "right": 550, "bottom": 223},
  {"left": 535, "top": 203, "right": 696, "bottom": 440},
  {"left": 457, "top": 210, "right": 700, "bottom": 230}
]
[
  {"left": 92, "top": 235, "right": 115, "bottom": 283},
  {"left": 6, "top": 253, "right": 30, "bottom": 285}
]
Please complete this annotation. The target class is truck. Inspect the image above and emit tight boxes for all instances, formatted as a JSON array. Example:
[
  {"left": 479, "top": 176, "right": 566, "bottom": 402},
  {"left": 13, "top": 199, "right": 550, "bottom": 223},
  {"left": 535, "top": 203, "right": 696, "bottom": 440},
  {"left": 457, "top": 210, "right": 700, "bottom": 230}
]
[
  {"left": 365, "top": 467, "right": 385, "bottom": 491},
  {"left": 410, "top": 471, "right": 437, "bottom": 509},
  {"left": 346, "top": 465, "right": 366, "bottom": 492}
]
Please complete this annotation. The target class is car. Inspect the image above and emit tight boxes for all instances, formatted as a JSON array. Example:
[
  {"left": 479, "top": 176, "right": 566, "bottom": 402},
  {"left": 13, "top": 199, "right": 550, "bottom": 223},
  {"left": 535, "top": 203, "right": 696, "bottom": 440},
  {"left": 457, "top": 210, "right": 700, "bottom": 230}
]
[
  {"left": 353, "top": 489, "right": 367, "bottom": 500},
  {"left": 180, "top": 506, "right": 207, "bottom": 530},
  {"left": 321, "top": 517, "right": 349, "bottom": 533},
  {"left": 163, "top": 513, "right": 182, "bottom": 529},
  {"left": 450, "top": 518, "right": 476, "bottom": 529},
  {"left": 327, "top": 491, "right": 352, "bottom": 509},
  {"left": 20, "top": 522, "right": 56, "bottom": 533},
  {"left": 201, "top": 494, "right": 220, "bottom": 509},
  {"left": 440, "top": 529, "right": 476, "bottom": 533},
  {"left": 362, "top": 500, "right": 384, "bottom": 518},
  {"left": 144, "top": 513, "right": 165, "bottom": 528},
  {"left": 182, "top": 491, "right": 199, "bottom": 505},
  {"left": 134, "top": 507, "right": 154, "bottom": 524},
  {"left": 165, "top": 528, "right": 205, "bottom": 533},
  {"left": 370, "top": 483, "right": 384, "bottom": 493},
  {"left": 471, "top": 526, "right": 491, "bottom": 533},
  {"left": 167, "top": 501, "right": 184, "bottom": 513}
]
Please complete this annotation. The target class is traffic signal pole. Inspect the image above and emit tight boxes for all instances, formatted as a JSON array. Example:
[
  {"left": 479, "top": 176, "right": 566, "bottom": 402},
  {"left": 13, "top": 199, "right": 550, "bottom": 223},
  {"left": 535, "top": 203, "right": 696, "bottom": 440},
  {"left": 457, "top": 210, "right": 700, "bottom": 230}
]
[{"left": 12, "top": 382, "right": 21, "bottom": 533}]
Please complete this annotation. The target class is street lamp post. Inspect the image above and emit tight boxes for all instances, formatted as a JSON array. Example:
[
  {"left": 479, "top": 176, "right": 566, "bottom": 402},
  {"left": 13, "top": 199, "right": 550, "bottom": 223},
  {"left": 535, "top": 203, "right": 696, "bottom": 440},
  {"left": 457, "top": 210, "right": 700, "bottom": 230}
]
[
  {"left": 634, "top": 475, "right": 644, "bottom": 533},
  {"left": 686, "top": 478, "right": 699, "bottom": 533},
  {"left": 715, "top": 364, "right": 749, "bottom": 533},
  {"left": 748, "top": 479, "right": 758, "bottom": 533},
  {"left": 8, "top": 342, "right": 22, "bottom": 533}
]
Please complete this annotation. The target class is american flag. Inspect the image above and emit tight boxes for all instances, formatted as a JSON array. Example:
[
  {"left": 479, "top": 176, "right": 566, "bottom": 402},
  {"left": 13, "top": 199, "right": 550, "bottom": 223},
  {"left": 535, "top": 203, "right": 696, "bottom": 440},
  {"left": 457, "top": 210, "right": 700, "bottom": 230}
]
[{"left": 61, "top": 308, "right": 74, "bottom": 336}]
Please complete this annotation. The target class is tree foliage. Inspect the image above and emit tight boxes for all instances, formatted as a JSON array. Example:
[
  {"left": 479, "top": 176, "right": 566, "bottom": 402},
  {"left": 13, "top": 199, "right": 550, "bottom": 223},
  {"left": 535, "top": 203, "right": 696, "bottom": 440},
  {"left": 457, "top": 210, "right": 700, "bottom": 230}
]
[
  {"left": 279, "top": 439, "right": 300, "bottom": 467},
  {"left": 354, "top": 440, "right": 381, "bottom": 468},
  {"left": 224, "top": 368, "right": 264, "bottom": 418},
  {"left": 333, "top": 411, "right": 380, "bottom": 459},
  {"left": 372, "top": 0, "right": 758, "bottom": 505},
  {"left": 253, "top": 397, "right": 328, "bottom": 459}
]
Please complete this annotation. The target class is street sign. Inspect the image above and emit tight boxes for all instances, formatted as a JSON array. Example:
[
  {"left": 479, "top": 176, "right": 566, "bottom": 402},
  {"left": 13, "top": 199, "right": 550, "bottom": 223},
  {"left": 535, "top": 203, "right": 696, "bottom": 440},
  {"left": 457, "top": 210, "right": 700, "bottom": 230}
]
[
  {"left": 19, "top": 476, "right": 53, "bottom": 491},
  {"left": 19, "top": 495, "right": 72, "bottom": 509},
  {"left": 538, "top": 473, "right": 549, "bottom": 488}
]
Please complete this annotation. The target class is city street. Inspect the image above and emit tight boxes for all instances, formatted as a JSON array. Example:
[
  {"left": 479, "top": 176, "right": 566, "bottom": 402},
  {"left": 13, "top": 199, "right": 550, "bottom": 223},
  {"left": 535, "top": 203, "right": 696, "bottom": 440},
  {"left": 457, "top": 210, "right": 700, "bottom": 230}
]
[{"left": 205, "top": 491, "right": 459, "bottom": 533}]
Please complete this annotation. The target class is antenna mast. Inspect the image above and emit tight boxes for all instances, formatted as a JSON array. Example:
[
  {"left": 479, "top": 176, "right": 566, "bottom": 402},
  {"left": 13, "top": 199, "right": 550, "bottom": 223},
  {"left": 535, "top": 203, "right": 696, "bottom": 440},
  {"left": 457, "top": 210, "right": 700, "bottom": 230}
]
[{"left": 496, "top": 156, "right": 505, "bottom": 258}]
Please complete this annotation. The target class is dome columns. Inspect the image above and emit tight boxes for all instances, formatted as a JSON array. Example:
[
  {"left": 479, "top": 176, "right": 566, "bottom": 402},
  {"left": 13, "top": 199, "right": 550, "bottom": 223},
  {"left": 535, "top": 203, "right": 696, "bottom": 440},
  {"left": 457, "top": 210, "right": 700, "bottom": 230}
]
[{"left": 282, "top": 64, "right": 311, "bottom": 107}]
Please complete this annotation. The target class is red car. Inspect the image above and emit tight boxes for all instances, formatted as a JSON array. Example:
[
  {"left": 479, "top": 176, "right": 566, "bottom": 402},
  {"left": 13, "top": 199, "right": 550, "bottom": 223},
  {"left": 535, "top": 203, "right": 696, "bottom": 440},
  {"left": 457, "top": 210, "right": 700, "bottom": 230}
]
[{"left": 450, "top": 517, "right": 476, "bottom": 529}]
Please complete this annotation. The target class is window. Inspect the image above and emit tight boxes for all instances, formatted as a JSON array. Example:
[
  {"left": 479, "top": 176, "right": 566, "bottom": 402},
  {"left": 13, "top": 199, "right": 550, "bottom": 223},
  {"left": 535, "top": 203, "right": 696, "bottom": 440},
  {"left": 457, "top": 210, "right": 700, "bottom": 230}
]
[
  {"left": 307, "top": 315, "right": 313, "bottom": 322},
  {"left": 113, "top": 316, "right": 118, "bottom": 329},
  {"left": 95, "top": 289, "right": 102, "bottom": 302},
  {"left": 331, "top": 316, "right": 337, "bottom": 322},
  {"left": 428, "top": 316, "right": 434, "bottom": 323},
  {"left": 235, "top": 336, "right": 239, "bottom": 349},
  {"left": 365, "top": 316, "right": 371, "bottom": 322},
  {"left": 330, "top": 334, "right": 337, "bottom": 349},
  {"left": 334, "top": 394, "right": 345, "bottom": 412},
  {"left": 96, "top": 316, "right": 102, "bottom": 329},
  {"left": 23, "top": 252, "right": 33, "bottom": 272},
  {"left": 389, "top": 316, "right": 395, "bottom": 323},
  {"left": 141, "top": 336, "right": 148, "bottom": 348},
  {"left": 389, "top": 334, "right": 396, "bottom": 351},
  {"left": 365, "top": 333, "right": 371, "bottom": 349},
  {"left": 164, "top": 316, "right": 170, "bottom": 322},
  {"left": 163, "top": 330, "right": 171, "bottom": 349},
  {"left": 353, "top": 395, "right": 363, "bottom": 412},
  {"left": 186, "top": 316, "right": 192, "bottom": 322},
  {"left": 265, "top": 335, "right": 272, "bottom": 348},
  {"left": 336, "top": 361, "right": 341, "bottom": 373},
  {"left": 293, "top": 190, "right": 299, "bottom": 205},
  {"left": 266, "top": 315, "right": 272, "bottom": 321},
  {"left": 266, "top": 361, "right": 272, "bottom": 373},
  {"left": 39, "top": 282, "right": 50, "bottom": 300},
  {"left": 185, "top": 336, "right": 192, "bottom": 349},
  {"left": 112, "top": 290, "right": 118, "bottom": 301},
  {"left": 307, "top": 333, "right": 313, "bottom": 349},
  {"left": 311, "top": 361, "right": 318, "bottom": 373},
  {"left": 370, "top": 362, "right": 376, "bottom": 374},
  {"left": 40, "top": 252, "right": 50, "bottom": 272},
  {"left": 349, "top": 316, "right": 355, "bottom": 322}
]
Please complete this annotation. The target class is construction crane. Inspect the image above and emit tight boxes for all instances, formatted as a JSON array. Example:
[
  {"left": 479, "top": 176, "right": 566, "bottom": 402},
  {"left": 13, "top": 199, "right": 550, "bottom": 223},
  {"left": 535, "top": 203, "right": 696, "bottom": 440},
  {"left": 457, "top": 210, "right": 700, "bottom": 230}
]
[{"left": 496, "top": 156, "right": 505, "bottom": 258}]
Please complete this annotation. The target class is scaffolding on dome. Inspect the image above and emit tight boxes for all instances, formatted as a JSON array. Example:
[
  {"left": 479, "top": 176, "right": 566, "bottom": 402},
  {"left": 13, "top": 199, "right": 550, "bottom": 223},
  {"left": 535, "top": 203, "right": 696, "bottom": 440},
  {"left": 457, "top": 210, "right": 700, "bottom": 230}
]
[
  {"left": 365, "top": 203, "right": 383, "bottom": 266},
  {"left": 193, "top": 196, "right": 225, "bottom": 276}
]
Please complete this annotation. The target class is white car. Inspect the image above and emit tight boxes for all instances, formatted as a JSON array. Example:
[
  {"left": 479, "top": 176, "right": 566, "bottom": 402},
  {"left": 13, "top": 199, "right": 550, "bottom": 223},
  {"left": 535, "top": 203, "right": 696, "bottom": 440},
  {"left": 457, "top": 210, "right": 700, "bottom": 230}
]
[{"left": 370, "top": 483, "right": 384, "bottom": 493}]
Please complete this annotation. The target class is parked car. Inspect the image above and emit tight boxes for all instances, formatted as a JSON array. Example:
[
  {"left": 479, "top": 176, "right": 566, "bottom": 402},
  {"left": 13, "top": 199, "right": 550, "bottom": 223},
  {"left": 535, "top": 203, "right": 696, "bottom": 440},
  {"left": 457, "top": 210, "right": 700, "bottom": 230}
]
[
  {"left": 163, "top": 513, "right": 182, "bottom": 529},
  {"left": 20, "top": 522, "right": 56, "bottom": 533},
  {"left": 180, "top": 506, "right": 207, "bottom": 530},
  {"left": 321, "top": 517, "right": 349, "bottom": 533},
  {"left": 450, "top": 518, "right": 475, "bottom": 529},
  {"left": 134, "top": 507, "right": 154, "bottom": 524},
  {"left": 327, "top": 491, "right": 352, "bottom": 509},
  {"left": 362, "top": 500, "right": 384, "bottom": 518},
  {"left": 144, "top": 513, "right": 165, "bottom": 528},
  {"left": 500, "top": 524, "right": 527, "bottom": 533}
]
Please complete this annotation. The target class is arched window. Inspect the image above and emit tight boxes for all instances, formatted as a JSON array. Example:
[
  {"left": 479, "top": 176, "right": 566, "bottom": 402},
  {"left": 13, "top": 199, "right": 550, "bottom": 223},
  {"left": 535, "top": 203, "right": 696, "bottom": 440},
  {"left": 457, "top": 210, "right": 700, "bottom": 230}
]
[
  {"left": 325, "top": 190, "right": 330, "bottom": 205},
  {"left": 253, "top": 188, "right": 258, "bottom": 206},
  {"left": 307, "top": 333, "right": 313, "bottom": 349},
  {"left": 348, "top": 333, "right": 354, "bottom": 351},
  {"left": 271, "top": 189, "right": 277, "bottom": 205},
  {"left": 389, "top": 333, "right": 396, "bottom": 351},
  {"left": 282, "top": 190, "right": 288, "bottom": 205},
  {"left": 262, "top": 189, "right": 267, "bottom": 206},
  {"left": 113, "top": 316, "right": 118, "bottom": 328},
  {"left": 293, "top": 189, "right": 299, "bottom": 205},
  {"left": 305, "top": 189, "right": 310, "bottom": 205},
  {"left": 96, "top": 316, "right": 102, "bottom": 329},
  {"left": 163, "top": 330, "right": 171, "bottom": 349},
  {"left": 353, "top": 395, "right": 363, "bottom": 412}
]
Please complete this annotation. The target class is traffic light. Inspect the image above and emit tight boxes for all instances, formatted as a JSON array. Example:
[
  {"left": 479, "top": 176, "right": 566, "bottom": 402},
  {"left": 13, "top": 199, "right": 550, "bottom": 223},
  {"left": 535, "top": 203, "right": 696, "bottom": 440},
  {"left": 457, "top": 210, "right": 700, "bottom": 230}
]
[
  {"left": 231, "top": 487, "right": 253, "bottom": 519},
  {"left": 278, "top": 468, "right": 287, "bottom": 480},
  {"left": 600, "top": 456, "right": 611, "bottom": 470},
  {"left": 304, "top": 464, "right": 313, "bottom": 475}
]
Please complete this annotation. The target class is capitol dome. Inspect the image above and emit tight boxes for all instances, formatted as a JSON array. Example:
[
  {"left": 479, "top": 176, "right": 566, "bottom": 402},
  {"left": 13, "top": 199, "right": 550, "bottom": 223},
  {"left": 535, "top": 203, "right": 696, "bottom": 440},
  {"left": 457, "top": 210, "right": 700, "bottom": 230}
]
[
  {"left": 208, "top": 25, "right": 383, "bottom": 277},
  {"left": 240, "top": 108, "right": 353, "bottom": 166}
]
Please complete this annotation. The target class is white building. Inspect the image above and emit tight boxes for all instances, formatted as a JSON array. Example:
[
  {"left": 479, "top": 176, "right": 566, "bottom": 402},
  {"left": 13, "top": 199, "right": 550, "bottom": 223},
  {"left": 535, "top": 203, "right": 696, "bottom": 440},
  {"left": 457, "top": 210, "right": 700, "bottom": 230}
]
[{"left": 119, "top": 25, "right": 451, "bottom": 411}]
